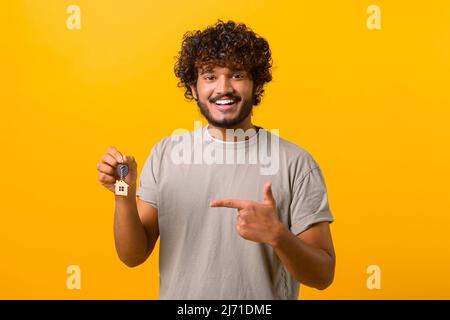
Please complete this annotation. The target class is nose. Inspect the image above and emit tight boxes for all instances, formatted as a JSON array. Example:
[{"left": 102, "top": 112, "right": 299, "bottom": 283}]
[{"left": 215, "top": 75, "right": 234, "bottom": 96}]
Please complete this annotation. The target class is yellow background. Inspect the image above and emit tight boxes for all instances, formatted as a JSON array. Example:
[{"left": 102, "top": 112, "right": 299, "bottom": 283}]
[{"left": 1, "top": 0, "right": 449, "bottom": 299}]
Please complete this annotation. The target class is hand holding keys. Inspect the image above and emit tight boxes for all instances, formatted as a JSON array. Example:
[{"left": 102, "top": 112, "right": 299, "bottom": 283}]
[{"left": 97, "top": 147, "right": 138, "bottom": 195}]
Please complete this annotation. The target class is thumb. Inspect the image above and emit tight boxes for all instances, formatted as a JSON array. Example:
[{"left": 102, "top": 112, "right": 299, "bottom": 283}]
[
  {"left": 262, "top": 181, "right": 275, "bottom": 206},
  {"left": 122, "top": 155, "right": 137, "bottom": 170}
]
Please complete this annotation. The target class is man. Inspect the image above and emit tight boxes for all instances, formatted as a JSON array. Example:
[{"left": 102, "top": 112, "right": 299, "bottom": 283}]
[{"left": 97, "top": 20, "right": 335, "bottom": 299}]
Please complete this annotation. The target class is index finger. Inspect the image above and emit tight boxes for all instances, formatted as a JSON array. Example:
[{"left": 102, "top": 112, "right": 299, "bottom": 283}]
[{"left": 210, "top": 199, "right": 248, "bottom": 210}]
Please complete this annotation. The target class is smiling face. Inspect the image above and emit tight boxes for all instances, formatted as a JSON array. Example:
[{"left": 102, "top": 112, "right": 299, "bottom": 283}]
[{"left": 191, "top": 66, "right": 255, "bottom": 129}]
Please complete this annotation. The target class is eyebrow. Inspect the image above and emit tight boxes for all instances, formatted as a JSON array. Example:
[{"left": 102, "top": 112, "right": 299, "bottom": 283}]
[{"left": 199, "top": 69, "right": 246, "bottom": 75}]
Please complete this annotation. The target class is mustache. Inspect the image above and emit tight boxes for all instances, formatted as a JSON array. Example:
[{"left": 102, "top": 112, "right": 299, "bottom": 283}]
[{"left": 208, "top": 94, "right": 242, "bottom": 103}]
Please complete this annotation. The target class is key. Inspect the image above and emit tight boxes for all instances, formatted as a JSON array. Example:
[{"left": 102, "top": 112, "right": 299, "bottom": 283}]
[
  {"left": 116, "top": 164, "right": 129, "bottom": 178},
  {"left": 114, "top": 164, "right": 129, "bottom": 196}
]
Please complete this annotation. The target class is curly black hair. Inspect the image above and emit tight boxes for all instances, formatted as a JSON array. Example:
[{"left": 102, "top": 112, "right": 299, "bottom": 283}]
[{"left": 174, "top": 20, "right": 273, "bottom": 106}]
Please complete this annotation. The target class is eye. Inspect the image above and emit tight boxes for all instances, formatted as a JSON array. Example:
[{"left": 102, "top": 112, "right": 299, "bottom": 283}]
[
  {"left": 232, "top": 73, "right": 245, "bottom": 79},
  {"left": 203, "top": 74, "right": 216, "bottom": 81}
]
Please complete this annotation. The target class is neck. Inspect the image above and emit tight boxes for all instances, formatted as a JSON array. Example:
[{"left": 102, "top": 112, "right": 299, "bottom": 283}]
[{"left": 207, "top": 116, "right": 258, "bottom": 142}]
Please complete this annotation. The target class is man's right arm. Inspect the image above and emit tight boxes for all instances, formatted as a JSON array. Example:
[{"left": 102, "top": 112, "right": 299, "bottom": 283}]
[
  {"left": 97, "top": 146, "right": 159, "bottom": 268},
  {"left": 114, "top": 186, "right": 160, "bottom": 268}
]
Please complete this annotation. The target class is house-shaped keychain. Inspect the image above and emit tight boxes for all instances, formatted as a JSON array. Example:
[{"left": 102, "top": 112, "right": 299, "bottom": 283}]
[{"left": 115, "top": 179, "right": 129, "bottom": 196}]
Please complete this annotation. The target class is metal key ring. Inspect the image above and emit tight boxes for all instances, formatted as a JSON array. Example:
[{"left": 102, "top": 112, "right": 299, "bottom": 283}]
[{"left": 116, "top": 164, "right": 129, "bottom": 178}]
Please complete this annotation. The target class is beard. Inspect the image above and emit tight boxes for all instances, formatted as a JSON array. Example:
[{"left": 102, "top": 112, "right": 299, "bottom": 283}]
[{"left": 196, "top": 96, "right": 254, "bottom": 129}]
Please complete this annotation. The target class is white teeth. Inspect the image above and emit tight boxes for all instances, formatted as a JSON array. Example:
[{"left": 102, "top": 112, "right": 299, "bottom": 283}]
[{"left": 215, "top": 99, "right": 234, "bottom": 105}]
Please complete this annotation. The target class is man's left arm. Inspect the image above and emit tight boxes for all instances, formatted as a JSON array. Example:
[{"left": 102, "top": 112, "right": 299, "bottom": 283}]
[
  {"left": 210, "top": 181, "right": 336, "bottom": 290},
  {"left": 270, "top": 220, "right": 336, "bottom": 290}
]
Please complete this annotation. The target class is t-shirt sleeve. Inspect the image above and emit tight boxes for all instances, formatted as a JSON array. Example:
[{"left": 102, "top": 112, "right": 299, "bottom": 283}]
[
  {"left": 290, "top": 165, "right": 334, "bottom": 235},
  {"left": 136, "top": 142, "right": 161, "bottom": 209}
]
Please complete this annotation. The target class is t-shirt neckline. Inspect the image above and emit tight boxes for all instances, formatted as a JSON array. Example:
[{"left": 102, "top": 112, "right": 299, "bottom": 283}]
[{"left": 203, "top": 124, "right": 263, "bottom": 149}]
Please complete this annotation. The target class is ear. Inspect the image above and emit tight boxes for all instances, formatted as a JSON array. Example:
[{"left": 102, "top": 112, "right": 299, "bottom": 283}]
[{"left": 190, "top": 85, "right": 198, "bottom": 100}]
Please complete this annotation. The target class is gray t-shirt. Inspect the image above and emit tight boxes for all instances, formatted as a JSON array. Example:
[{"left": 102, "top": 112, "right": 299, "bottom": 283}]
[{"left": 136, "top": 125, "right": 334, "bottom": 299}]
